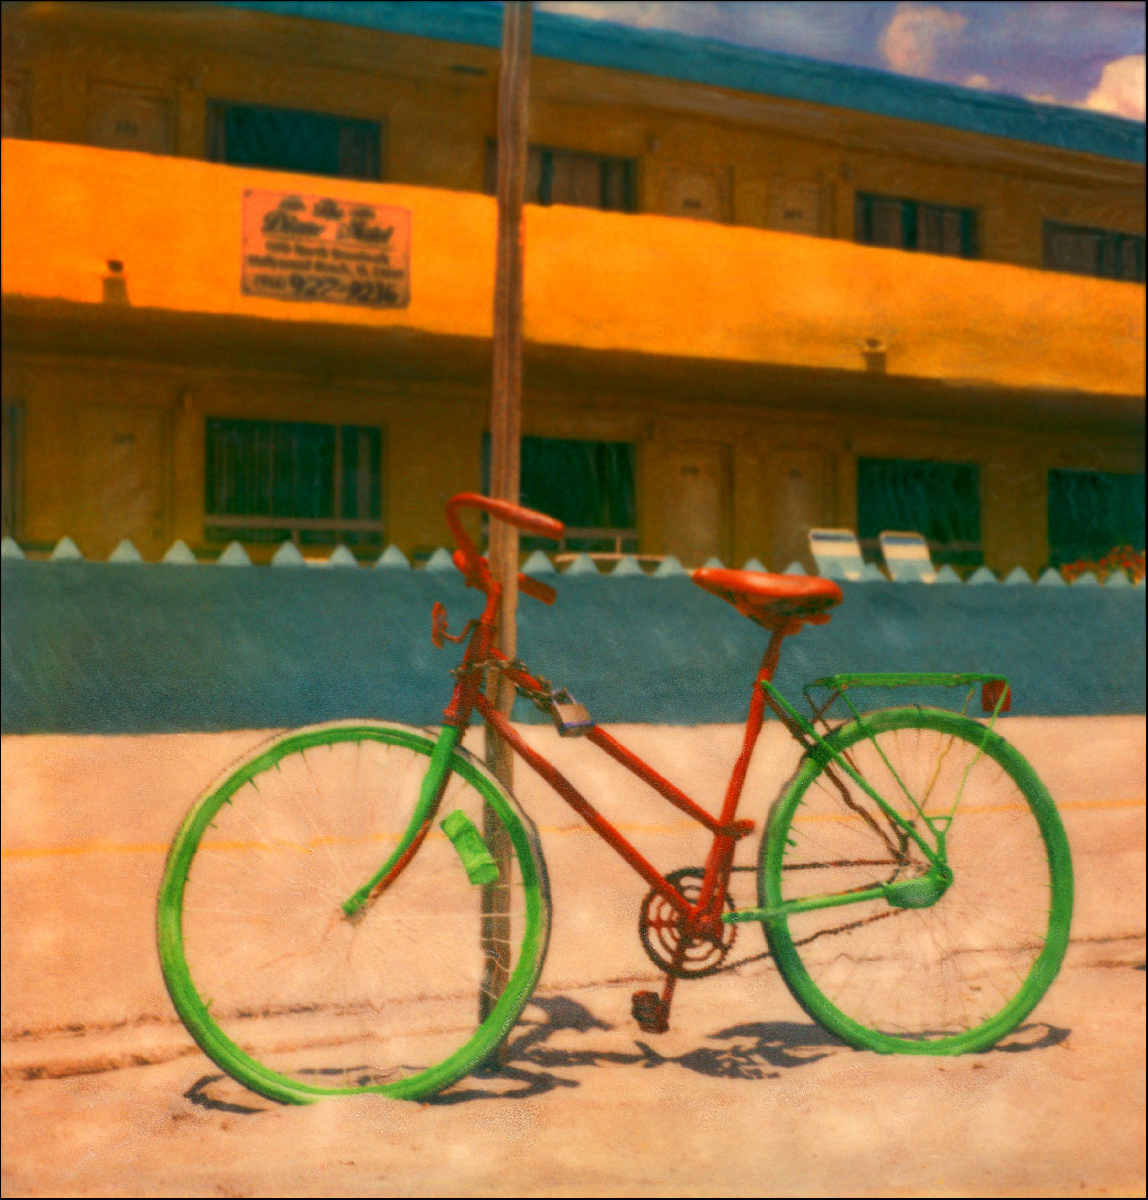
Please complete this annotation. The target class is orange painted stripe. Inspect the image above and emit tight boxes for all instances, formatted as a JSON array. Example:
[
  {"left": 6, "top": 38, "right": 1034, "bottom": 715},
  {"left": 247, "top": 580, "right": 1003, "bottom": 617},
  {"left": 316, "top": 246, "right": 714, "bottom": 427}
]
[{"left": 2, "top": 797, "right": 1142, "bottom": 859}]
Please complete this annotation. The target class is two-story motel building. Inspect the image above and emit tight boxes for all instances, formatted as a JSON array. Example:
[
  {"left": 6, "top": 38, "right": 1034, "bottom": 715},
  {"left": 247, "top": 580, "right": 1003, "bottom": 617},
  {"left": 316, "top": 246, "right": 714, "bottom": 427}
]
[{"left": 1, "top": 1, "right": 1144, "bottom": 572}]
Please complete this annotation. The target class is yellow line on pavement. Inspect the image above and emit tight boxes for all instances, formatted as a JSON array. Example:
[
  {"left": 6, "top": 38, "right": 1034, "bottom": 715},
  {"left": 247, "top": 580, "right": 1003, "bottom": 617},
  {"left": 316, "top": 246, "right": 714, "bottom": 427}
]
[
  {"left": 3, "top": 840, "right": 172, "bottom": 859},
  {"left": 1058, "top": 798, "right": 1146, "bottom": 811},
  {"left": 2, "top": 798, "right": 1142, "bottom": 859}
]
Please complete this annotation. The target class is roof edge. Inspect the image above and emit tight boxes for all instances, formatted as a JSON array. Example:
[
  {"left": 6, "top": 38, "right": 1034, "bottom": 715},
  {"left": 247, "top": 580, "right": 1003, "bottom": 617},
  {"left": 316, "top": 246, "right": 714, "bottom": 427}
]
[{"left": 204, "top": 0, "right": 1147, "bottom": 164}]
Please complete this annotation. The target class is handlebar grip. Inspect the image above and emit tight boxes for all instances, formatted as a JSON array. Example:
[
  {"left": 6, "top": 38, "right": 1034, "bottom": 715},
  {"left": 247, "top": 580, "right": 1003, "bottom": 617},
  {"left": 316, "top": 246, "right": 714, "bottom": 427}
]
[
  {"left": 478, "top": 496, "right": 564, "bottom": 541},
  {"left": 518, "top": 573, "right": 557, "bottom": 606},
  {"left": 452, "top": 550, "right": 557, "bottom": 607},
  {"left": 445, "top": 494, "right": 563, "bottom": 605},
  {"left": 446, "top": 492, "right": 564, "bottom": 542}
]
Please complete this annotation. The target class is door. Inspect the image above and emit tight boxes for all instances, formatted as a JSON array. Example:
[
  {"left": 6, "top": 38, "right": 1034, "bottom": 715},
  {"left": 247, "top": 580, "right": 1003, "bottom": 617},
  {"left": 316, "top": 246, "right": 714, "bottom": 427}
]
[
  {"left": 75, "top": 406, "right": 168, "bottom": 560},
  {"left": 663, "top": 166, "right": 731, "bottom": 223},
  {"left": 663, "top": 442, "right": 731, "bottom": 567},
  {"left": 768, "top": 180, "right": 826, "bottom": 237},
  {"left": 767, "top": 447, "right": 832, "bottom": 572}
]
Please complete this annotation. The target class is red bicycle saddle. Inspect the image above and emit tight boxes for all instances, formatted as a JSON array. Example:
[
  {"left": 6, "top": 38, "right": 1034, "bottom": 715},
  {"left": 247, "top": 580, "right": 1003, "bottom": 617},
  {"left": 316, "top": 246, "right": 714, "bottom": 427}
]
[{"left": 692, "top": 567, "right": 843, "bottom": 632}]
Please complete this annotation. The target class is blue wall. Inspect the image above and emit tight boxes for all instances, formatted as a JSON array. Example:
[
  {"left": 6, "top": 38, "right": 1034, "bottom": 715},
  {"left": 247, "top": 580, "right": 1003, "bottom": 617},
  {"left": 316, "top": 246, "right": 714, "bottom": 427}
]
[{"left": 2, "top": 562, "right": 1143, "bottom": 733}]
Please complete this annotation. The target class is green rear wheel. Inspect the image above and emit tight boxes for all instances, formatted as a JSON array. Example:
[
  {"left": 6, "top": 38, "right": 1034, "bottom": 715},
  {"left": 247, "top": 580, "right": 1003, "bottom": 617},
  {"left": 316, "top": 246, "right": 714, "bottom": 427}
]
[
  {"left": 761, "top": 707, "right": 1073, "bottom": 1054},
  {"left": 158, "top": 721, "right": 550, "bottom": 1103}
]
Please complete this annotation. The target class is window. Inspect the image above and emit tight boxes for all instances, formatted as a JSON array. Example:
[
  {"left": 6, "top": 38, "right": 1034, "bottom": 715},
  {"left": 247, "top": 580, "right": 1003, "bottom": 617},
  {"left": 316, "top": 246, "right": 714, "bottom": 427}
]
[
  {"left": 206, "top": 418, "right": 382, "bottom": 547},
  {"left": 857, "top": 457, "right": 982, "bottom": 567},
  {"left": 482, "top": 435, "right": 638, "bottom": 552},
  {"left": 1042, "top": 222, "right": 1145, "bottom": 282},
  {"left": 1048, "top": 469, "right": 1145, "bottom": 567},
  {"left": 1, "top": 400, "right": 23, "bottom": 540},
  {"left": 207, "top": 101, "right": 382, "bottom": 181},
  {"left": 855, "top": 193, "right": 977, "bottom": 258},
  {"left": 485, "top": 142, "right": 635, "bottom": 212}
]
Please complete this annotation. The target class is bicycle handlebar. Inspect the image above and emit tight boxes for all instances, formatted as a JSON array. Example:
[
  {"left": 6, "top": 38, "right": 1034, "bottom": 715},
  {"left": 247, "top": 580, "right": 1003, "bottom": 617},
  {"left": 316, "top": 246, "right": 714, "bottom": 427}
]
[{"left": 445, "top": 493, "right": 564, "bottom": 603}]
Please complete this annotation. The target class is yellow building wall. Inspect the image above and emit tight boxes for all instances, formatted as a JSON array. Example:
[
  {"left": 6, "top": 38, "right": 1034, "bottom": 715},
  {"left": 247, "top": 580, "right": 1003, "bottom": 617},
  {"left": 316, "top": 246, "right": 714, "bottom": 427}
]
[
  {"left": 3, "top": 140, "right": 1142, "bottom": 400},
  {"left": 3, "top": 1, "right": 1143, "bottom": 265},
  {"left": 2, "top": 4, "right": 1143, "bottom": 573},
  {"left": 4, "top": 344, "right": 1141, "bottom": 572},
  {"left": 1, "top": 137, "right": 1143, "bottom": 571}
]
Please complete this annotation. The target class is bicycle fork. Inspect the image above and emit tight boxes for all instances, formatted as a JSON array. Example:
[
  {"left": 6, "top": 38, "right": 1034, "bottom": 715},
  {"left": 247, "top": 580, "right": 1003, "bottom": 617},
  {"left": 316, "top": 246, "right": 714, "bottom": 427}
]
[{"left": 341, "top": 725, "right": 493, "bottom": 919}]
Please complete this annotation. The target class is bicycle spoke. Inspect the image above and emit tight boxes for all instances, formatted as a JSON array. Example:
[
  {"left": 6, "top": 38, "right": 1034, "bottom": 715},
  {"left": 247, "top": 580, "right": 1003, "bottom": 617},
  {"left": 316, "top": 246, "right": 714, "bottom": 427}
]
[
  {"left": 159, "top": 723, "right": 550, "bottom": 1102},
  {"left": 762, "top": 708, "right": 1071, "bottom": 1053}
]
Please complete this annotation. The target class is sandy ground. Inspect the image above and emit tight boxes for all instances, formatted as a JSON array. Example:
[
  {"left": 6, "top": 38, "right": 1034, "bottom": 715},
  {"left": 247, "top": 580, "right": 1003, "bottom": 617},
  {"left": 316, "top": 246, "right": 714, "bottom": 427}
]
[{"left": 2, "top": 717, "right": 1145, "bottom": 1197}]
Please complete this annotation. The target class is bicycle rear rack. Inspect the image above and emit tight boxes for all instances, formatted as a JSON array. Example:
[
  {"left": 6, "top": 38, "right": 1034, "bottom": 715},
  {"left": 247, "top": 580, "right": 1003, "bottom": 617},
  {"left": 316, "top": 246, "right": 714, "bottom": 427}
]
[{"left": 803, "top": 672, "right": 1013, "bottom": 721}]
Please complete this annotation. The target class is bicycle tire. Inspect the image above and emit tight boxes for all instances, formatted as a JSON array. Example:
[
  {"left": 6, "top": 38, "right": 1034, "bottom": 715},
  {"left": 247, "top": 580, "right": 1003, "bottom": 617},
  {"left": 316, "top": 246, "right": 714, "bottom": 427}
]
[
  {"left": 760, "top": 706, "right": 1073, "bottom": 1054},
  {"left": 157, "top": 721, "right": 551, "bottom": 1103}
]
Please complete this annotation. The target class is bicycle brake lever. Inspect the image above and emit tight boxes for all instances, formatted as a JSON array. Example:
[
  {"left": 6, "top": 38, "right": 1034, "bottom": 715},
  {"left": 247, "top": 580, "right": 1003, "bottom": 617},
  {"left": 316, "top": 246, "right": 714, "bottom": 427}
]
[
  {"left": 519, "top": 573, "right": 557, "bottom": 605},
  {"left": 431, "top": 601, "right": 477, "bottom": 648}
]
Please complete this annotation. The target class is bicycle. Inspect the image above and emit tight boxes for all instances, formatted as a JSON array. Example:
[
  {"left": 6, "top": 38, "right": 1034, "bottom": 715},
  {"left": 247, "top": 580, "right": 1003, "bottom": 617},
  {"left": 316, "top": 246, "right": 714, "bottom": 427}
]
[{"left": 157, "top": 492, "right": 1074, "bottom": 1104}]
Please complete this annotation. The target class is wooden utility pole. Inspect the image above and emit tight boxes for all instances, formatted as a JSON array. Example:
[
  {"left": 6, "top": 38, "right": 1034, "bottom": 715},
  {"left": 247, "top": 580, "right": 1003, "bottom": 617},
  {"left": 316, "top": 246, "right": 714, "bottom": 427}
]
[{"left": 481, "top": 0, "right": 532, "bottom": 1035}]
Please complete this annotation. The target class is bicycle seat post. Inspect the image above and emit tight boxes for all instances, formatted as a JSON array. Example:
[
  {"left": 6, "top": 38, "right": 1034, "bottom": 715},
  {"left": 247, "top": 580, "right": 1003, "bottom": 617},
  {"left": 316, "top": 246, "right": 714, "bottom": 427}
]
[
  {"left": 739, "top": 624, "right": 796, "bottom": 772},
  {"left": 699, "top": 624, "right": 797, "bottom": 892},
  {"left": 758, "top": 623, "right": 792, "bottom": 685}
]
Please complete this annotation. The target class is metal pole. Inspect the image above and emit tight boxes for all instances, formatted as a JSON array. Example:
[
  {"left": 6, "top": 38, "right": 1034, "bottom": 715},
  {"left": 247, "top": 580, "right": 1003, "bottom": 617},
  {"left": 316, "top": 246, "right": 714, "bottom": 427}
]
[{"left": 481, "top": 0, "right": 532, "bottom": 1043}]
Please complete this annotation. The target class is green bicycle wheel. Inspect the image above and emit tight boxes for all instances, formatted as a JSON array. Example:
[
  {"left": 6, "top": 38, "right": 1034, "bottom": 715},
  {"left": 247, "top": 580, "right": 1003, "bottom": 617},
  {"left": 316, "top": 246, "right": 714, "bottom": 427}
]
[
  {"left": 158, "top": 721, "right": 550, "bottom": 1103},
  {"left": 760, "top": 707, "right": 1073, "bottom": 1054}
]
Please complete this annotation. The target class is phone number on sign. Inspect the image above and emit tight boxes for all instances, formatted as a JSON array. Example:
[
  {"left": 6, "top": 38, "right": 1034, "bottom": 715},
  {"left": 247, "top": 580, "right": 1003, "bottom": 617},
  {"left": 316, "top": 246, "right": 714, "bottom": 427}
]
[{"left": 248, "top": 272, "right": 403, "bottom": 307}]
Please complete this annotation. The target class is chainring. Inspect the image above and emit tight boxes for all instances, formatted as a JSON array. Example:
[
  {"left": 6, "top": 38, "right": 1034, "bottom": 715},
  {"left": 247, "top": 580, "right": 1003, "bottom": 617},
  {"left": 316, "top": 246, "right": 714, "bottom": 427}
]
[{"left": 638, "top": 868, "right": 738, "bottom": 979}]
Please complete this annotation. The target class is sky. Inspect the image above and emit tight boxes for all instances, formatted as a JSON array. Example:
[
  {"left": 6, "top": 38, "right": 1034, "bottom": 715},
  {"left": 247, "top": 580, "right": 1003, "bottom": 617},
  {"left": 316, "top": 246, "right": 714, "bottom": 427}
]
[{"left": 536, "top": 1, "right": 1147, "bottom": 122}]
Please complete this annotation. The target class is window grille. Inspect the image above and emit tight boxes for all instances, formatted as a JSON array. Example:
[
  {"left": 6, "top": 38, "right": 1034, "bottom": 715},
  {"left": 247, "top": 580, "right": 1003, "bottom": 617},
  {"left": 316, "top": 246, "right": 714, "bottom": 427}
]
[
  {"left": 1047, "top": 469, "right": 1145, "bottom": 566},
  {"left": 482, "top": 434, "right": 638, "bottom": 553},
  {"left": 206, "top": 418, "right": 383, "bottom": 547},
  {"left": 855, "top": 193, "right": 977, "bottom": 258},
  {"left": 1042, "top": 222, "right": 1145, "bottom": 282},
  {"left": 857, "top": 457, "right": 982, "bottom": 567},
  {"left": 485, "top": 142, "right": 636, "bottom": 212},
  {"left": 207, "top": 101, "right": 382, "bottom": 181}
]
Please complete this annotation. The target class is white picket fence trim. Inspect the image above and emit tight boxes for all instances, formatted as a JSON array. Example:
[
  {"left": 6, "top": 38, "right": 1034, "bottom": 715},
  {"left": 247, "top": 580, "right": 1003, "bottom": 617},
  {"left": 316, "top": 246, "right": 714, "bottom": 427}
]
[{"left": 0, "top": 533, "right": 1140, "bottom": 587}]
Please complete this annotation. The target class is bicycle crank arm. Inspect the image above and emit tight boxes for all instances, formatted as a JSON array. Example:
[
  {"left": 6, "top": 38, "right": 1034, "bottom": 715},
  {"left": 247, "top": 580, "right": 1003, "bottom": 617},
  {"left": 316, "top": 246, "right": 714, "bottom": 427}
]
[{"left": 723, "top": 867, "right": 952, "bottom": 924}]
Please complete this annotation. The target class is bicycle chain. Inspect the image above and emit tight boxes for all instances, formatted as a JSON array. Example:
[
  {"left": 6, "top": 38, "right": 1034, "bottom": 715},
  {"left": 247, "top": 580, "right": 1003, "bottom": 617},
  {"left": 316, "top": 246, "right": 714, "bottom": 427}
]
[
  {"left": 451, "top": 656, "right": 573, "bottom": 713},
  {"left": 695, "top": 865, "right": 909, "bottom": 976}
]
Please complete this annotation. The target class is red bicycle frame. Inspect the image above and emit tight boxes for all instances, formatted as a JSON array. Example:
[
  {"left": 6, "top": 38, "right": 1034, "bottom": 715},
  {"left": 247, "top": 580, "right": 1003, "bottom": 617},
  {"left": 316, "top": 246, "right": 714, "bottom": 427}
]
[{"left": 436, "top": 493, "right": 792, "bottom": 954}]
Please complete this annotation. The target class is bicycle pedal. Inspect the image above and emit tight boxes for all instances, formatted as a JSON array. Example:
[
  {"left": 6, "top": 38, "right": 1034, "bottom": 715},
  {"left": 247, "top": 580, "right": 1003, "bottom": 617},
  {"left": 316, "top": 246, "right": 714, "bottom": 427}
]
[{"left": 631, "top": 990, "right": 670, "bottom": 1034}]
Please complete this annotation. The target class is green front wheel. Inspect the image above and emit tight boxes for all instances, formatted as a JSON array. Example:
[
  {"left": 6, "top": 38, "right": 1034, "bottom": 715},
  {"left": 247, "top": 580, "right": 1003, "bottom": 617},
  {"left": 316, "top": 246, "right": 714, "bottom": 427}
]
[
  {"left": 158, "top": 721, "right": 551, "bottom": 1103},
  {"left": 760, "top": 707, "right": 1073, "bottom": 1054}
]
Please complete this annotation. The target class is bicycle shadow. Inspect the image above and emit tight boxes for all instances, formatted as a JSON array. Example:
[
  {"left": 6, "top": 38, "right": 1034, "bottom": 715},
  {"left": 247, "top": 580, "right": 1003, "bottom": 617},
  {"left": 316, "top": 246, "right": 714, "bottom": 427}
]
[
  {"left": 426, "top": 996, "right": 844, "bottom": 1105},
  {"left": 431, "top": 996, "right": 1073, "bottom": 1104},
  {"left": 991, "top": 1023, "right": 1071, "bottom": 1052},
  {"left": 179, "top": 996, "right": 1072, "bottom": 1110}
]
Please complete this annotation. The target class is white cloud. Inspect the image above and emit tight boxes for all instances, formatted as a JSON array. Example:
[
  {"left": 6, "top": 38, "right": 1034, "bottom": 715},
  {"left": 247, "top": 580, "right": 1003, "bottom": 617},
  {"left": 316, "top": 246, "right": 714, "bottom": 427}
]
[
  {"left": 536, "top": 2, "right": 695, "bottom": 31},
  {"left": 536, "top": 1, "right": 868, "bottom": 57},
  {"left": 879, "top": 3, "right": 968, "bottom": 77},
  {"left": 1081, "top": 54, "right": 1146, "bottom": 120},
  {"left": 964, "top": 73, "right": 992, "bottom": 90},
  {"left": 1023, "top": 54, "right": 1146, "bottom": 121}
]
